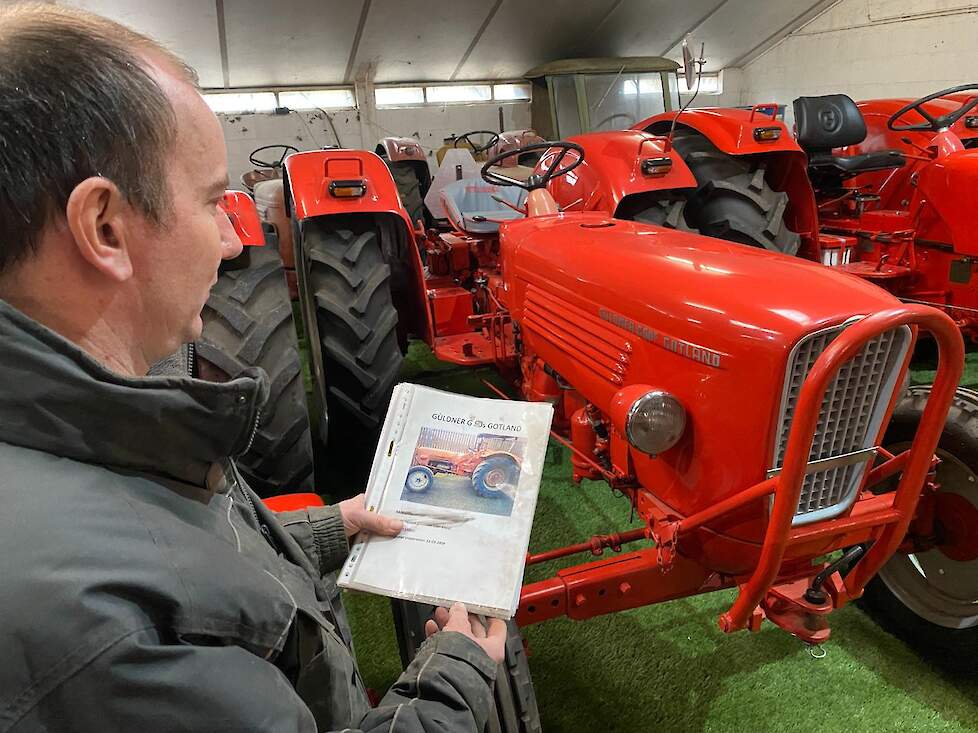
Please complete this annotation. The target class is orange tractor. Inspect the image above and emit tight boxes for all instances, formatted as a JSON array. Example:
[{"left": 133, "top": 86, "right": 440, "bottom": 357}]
[{"left": 406, "top": 433, "right": 522, "bottom": 498}]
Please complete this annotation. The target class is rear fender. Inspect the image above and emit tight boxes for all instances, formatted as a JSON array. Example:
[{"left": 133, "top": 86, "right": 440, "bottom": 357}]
[
  {"left": 218, "top": 190, "right": 265, "bottom": 272},
  {"left": 221, "top": 190, "right": 264, "bottom": 246},
  {"left": 638, "top": 109, "right": 820, "bottom": 259},
  {"left": 637, "top": 107, "right": 803, "bottom": 157},
  {"left": 543, "top": 130, "right": 697, "bottom": 216},
  {"left": 375, "top": 136, "right": 426, "bottom": 164},
  {"left": 284, "top": 150, "right": 432, "bottom": 343}
]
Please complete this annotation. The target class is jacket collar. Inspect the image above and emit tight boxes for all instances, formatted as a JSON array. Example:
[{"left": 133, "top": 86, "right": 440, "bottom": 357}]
[{"left": 0, "top": 299, "right": 268, "bottom": 486}]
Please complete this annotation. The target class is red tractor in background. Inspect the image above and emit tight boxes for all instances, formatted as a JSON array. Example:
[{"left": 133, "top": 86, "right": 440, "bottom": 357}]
[{"left": 258, "top": 114, "right": 973, "bottom": 727}]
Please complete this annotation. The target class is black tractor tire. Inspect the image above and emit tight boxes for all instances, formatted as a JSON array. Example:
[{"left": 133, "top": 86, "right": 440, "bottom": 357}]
[
  {"left": 859, "top": 386, "right": 978, "bottom": 673},
  {"left": 627, "top": 197, "right": 691, "bottom": 231},
  {"left": 199, "top": 246, "right": 315, "bottom": 496},
  {"left": 390, "top": 599, "right": 541, "bottom": 733},
  {"left": 471, "top": 455, "right": 520, "bottom": 498},
  {"left": 388, "top": 162, "right": 426, "bottom": 230},
  {"left": 304, "top": 217, "right": 404, "bottom": 433},
  {"left": 630, "top": 129, "right": 800, "bottom": 255}
]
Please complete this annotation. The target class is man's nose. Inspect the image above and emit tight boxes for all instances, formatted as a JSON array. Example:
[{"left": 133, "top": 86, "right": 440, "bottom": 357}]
[{"left": 219, "top": 211, "right": 245, "bottom": 260}]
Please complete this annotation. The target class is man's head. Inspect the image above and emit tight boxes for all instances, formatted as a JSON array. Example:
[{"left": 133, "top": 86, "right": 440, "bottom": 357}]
[{"left": 0, "top": 3, "right": 241, "bottom": 374}]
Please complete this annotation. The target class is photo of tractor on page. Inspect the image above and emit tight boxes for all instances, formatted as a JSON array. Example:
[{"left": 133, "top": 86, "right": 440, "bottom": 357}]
[{"left": 402, "top": 428, "right": 525, "bottom": 517}]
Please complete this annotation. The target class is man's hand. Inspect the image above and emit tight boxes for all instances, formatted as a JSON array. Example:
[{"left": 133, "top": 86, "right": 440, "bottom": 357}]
[
  {"left": 338, "top": 493, "right": 403, "bottom": 538},
  {"left": 424, "top": 602, "right": 507, "bottom": 665}
]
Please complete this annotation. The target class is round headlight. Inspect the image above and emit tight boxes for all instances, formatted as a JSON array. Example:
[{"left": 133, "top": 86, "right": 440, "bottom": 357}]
[{"left": 625, "top": 390, "right": 686, "bottom": 456}]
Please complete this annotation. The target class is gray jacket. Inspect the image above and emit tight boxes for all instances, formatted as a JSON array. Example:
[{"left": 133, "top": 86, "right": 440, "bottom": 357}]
[{"left": 0, "top": 299, "right": 495, "bottom": 732}]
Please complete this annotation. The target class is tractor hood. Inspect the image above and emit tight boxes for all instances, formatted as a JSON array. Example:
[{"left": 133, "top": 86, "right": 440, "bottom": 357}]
[{"left": 502, "top": 213, "right": 901, "bottom": 361}]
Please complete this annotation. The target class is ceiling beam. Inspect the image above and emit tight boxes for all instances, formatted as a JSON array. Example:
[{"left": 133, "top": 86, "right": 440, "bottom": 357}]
[
  {"left": 658, "top": 0, "right": 730, "bottom": 57},
  {"left": 728, "top": 0, "right": 841, "bottom": 68},
  {"left": 449, "top": 0, "right": 503, "bottom": 81},
  {"left": 343, "top": 0, "right": 373, "bottom": 84},
  {"left": 215, "top": 0, "right": 230, "bottom": 89}
]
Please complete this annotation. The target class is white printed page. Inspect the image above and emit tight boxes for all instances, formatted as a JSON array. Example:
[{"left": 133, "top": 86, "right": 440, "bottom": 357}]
[{"left": 338, "top": 384, "right": 553, "bottom": 617}]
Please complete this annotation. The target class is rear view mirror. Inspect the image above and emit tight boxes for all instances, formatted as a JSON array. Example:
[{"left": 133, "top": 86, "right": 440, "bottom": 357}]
[{"left": 682, "top": 40, "right": 695, "bottom": 90}]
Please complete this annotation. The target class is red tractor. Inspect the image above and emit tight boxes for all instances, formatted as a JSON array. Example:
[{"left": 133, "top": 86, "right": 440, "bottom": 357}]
[
  {"left": 526, "top": 83, "right": 978, "bottom": 679},
  {"left": 406, "top": 433, "right": 522, "bottom": 498},
  {"left": 260, "top": 114, "right": 974, "bottom": 726}
]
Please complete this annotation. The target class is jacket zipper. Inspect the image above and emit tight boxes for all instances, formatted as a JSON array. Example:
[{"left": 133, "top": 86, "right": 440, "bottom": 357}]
[
  {"left": 186, "top": 342, "right": 196, "bottom": 377},
  {"left": 229, "top": 459, "right": 279, "bottom": 551}
]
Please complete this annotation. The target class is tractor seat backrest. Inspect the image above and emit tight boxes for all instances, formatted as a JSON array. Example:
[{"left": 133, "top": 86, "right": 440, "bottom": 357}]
[
  {"left": 424, "top": 148, "right": 483, "bottom": 220},
  {"left": 440, "top": 178, "right": 525, "bottom": 234},
  {"left": 793, "top": 94, "right": 867, "bottom": 152}
]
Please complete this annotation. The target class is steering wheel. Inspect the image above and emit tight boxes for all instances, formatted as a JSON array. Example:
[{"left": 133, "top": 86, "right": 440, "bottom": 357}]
[
  {"left": 888, "top": 84, "right": 978, "bottom": 132},
  {"left": 249, "top": 144, "right": 300, "bottom": 169},
  {"left": 481, "top": 141, "right": 585, "bottom": 190},
  {"left": 453, "top": 130, "right": 500, "bottom": 154}
]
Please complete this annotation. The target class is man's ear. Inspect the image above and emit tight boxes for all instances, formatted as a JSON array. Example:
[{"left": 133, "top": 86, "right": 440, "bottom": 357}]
[{"left": 65, "top": 177, "right": 134, "bottom": 282}]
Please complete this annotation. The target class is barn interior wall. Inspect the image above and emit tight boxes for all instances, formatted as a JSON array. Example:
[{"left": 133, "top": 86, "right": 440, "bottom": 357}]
[
  {"left": 221, "top": 101, "right": 531, "bottom": 186},
  {"left": 738, "top": 0, "right": 978, "bottom": 126}
]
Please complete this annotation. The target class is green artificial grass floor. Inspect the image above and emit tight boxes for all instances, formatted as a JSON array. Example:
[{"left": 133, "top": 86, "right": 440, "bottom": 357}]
[{"left": 341, "top": 342, "right": 978, "bottom": 732}]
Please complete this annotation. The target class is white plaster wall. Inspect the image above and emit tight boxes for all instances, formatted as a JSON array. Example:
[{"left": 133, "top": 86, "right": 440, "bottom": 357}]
[
  {"left": 739, "top": 0, "right": 978, "bottom": 126},
  {"left": 220, "top": 102, "right": 531, "bottom": 187}
]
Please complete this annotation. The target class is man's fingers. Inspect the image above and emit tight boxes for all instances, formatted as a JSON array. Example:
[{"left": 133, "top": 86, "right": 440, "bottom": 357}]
[
  {"left": 486, "top": 617, "right": 507, "bottom": 639},
  {"left": 355, "top": 510, "right": 404, "bottom": 536},
  {"left": 468, "top": 614, "right": 487, "bottom": 639},
  {"left": 432, "top": 606, "right": 451, "bottom": 629},
  {"left": 443, "top": 602, "right": 471, "bottom": 633},
  {"left": 424, "top": 619, "right": 439, "bottom": 638}
]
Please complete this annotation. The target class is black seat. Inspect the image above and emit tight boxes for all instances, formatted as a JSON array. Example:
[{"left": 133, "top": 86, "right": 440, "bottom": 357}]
[
  {"left": 808, "top": 149, "right": 906, "bottom": 174},
  {"left": 793, "top": 94, "right": 905, "bottom": 178}
]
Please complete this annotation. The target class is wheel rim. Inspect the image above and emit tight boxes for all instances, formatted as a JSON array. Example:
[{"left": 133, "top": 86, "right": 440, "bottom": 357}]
[
  {"left": 407, "top": 470, "right": 430, "bottom": 491},
  {"left": 484, "top": 468, "right": 506, "bottom": 488},
  {"left": 878, "top": 443, "right": 978, "bottom": 629}
]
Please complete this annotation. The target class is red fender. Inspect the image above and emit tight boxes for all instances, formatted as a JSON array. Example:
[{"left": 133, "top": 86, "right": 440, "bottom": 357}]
[
  {"left": 220, "top": 190, "right": 264, "bottom": 246},
  {"left": 284, "top": 149, "right": 417, "bottom": 229},
  {"left": 635, "top": 108, "right": 820, "bottom": 260},
  {"left": 283, "top": 149, "right": 433, "bottom": 343},
  {"left": 375, "top": 136, "right": 426, "bottom": 164},
  {"left": 636, "top": 107, "right": 803, "bottom": 157},
  {"left": 542, "top": 130, "right": 697, "bottom": 217}
]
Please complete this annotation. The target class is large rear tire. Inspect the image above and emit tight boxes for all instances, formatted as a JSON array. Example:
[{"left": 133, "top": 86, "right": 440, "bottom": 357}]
[
  {"left": 304, "top": 217, "right": 404, "bottom": 432},
  {"left": 860, "top": 386, "right": 978, "bottom": 673},
  {"left": 390, "top": 600, "right": 541, "bottom": 733},
  {"left": 629, "top": 129, "right": 800, "bottom": 255},
  {"left": 199, "top": 247, "right": 315, "bottom": 496}
]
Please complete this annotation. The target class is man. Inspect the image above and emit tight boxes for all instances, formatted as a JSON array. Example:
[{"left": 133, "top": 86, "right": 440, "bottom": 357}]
[{"left": 0, "top": 4, "right": 505, "bottom": 731}]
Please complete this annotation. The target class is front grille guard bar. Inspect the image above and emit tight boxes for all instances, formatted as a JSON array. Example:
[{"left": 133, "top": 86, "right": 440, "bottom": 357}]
[{"left": 717, "top": 305, "right": 963, "bottom": 633}]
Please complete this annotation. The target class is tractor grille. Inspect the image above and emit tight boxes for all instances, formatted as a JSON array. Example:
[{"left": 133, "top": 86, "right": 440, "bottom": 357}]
[{"left": 772, "top": 321, "right": 911, "bottom": 525}]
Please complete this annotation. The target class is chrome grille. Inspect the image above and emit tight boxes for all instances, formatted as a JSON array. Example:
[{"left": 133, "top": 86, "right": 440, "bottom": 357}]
[{"left": 772, "top": 321, "right": 911, "bottom": 525}]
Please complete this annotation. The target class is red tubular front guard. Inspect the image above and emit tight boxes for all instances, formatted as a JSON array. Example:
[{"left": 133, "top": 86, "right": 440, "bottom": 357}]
[{"left": 719, "top": 305, "right": 963, "bottom": 632}]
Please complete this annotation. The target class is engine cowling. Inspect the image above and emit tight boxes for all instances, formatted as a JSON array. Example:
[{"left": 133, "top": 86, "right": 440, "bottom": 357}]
[{"left": 499, "top": 212, "right": 911, "bottom": 564}]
